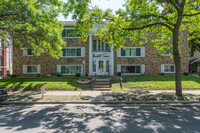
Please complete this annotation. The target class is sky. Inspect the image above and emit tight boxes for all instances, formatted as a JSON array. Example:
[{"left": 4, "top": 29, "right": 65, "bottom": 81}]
[{"left": 58, "top": 0, "right": 125, "bottom": 21}]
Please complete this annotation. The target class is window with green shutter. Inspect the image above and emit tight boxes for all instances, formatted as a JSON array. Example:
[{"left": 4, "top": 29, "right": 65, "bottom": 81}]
[
  {"left": 62, "top": 48, "right": 82, "bottom": 57},
  {"left": 121, "top": 48, "right": 142, "bottom": 57}
]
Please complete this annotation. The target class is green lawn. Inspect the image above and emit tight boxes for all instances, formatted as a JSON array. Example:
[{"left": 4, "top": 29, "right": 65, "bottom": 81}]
[
  {"left": 112, "top": 76, "right": 200, "bottom": 91},
  {"left": 0, "top": 76, "right": 200, "bottom": 91},
  {"left": 0, "top": 77, "right": 92, "bottom": 91}
]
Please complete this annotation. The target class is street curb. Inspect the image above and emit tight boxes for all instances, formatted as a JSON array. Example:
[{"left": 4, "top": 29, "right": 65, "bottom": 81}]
[{"left": 1, "top": 101, "right": 200, "bottom": 105}]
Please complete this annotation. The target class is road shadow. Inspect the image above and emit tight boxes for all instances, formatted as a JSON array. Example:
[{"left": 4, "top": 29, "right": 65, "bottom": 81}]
[{"left": 0, "top": 104, "right": 200, "bottom": 133}]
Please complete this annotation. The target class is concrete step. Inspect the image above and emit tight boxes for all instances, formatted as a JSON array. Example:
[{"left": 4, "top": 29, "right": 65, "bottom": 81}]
[
  {"left": 94, "top": 82, "right": 110, "bottom": 85},
  {"left": 93, "top": 85, "right": 110, "bottom": 88},
  {"left": 93, "top": 88, "right": 111, "bottom": 91},
  {"left": 95, "top": 79, "right": 109, "bottom": 82}
]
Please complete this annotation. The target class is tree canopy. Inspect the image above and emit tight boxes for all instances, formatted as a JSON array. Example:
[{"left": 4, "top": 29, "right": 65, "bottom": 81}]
[
  {"left": 67, "top": 0, "right": 200, "bottom": 95},
  {"left": 69, "top": 0, "right": 199, "bottom": 52},
  {"left": 0, "top": 0, "right": 67, "bottom": 58}
]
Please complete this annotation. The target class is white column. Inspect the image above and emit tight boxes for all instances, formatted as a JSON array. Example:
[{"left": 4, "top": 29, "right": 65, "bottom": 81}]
[
  {"left": 89, "top": 34, "right": 93, "bottom": 76},
  {"left": 110, "top": 44, "right": 114, "bottom": 76}
]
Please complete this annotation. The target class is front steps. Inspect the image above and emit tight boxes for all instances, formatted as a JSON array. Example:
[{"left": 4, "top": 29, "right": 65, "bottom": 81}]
[{"left": 93, "top": 78, "right": 111, "bottom": 91}]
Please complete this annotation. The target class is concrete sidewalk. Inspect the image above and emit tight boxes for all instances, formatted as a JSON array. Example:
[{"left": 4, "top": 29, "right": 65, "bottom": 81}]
[
  {"left": 8, "top": 90, "right": 200, "bottom": 96},
  {"left": 2, "top": 90, "right": 200, "bottom": 105}
]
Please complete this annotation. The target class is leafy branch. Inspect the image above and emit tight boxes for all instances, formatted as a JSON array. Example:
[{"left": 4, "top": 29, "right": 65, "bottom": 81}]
[{"left": 122, "top": 22, "right": 173, "bottom": 31}]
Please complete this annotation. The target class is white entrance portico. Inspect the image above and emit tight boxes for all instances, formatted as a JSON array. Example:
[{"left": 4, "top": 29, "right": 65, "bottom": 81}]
[{"left": 89, "top": 35, "right": 114, "bottom": 76}]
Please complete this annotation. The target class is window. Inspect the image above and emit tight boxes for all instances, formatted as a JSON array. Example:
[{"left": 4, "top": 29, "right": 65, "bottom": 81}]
[
  {"left": 93, "top": 40, "right": 97, "bottom": 51},
  {"left": 92, "top": 40, "right": 110, "bottom": 52},
  {"left": 121, "top": 66, "right": 141, "bottom": 74},
  {"left": 118, "top": 47, "right": 145, "bottom": 57},
  {"left": 105, "top": 42, "right": 110, "bottom": 52},
  {"left": 59, "top": 65, "right": 82, "bottom": 75},
  {"left": 27, "top": 66, "right": 37, "bottom": 73},
  {"left": 27, "top": 49, "right": 33, "bottom": 56},
  {"left": 118, "top": 64, "right": 145, "bottom": 75},
  {"left": 161, "top": 64, "right": 175, "bottom": 73},
  {"left": 106, "top": 61, "right": 109, "bottom": 72},
  {"left": 162, "top": 49, "right": 173, "bottom": 56},
  {"left": 62, "top": 48, "right": 82, "bottom": 57},
  {"left": 121, "top": 48, "right": 141, "bottom": 57},
  {"left": 23, "top": 48, "right": 37, "bottom": 56},
  {"left": 62, "top": 29, "right": 79, "bottom": 38},
  {"left": 23, "top": 65, "right": 40, "bottom": 74},
  {"left": 92, "top": 61, "right": 96, "bottom": 72}
]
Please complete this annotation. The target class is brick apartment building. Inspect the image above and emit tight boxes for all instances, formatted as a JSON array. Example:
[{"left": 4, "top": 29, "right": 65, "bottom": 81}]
[
  {"left": 13, "top": 21, "right": 189, "bottom": 77},
  {"left": 0, "top": 38, "right": 12, "bottom": 77}
]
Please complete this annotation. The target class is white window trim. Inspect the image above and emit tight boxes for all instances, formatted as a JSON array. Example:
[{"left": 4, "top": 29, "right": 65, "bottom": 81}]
[
  {"left": 57, "top": 64, "right": 84, "bottom": 75},
  {"left": 62, "top": 28, "right": 79, "bottom": 38},
  {"left": 23, "top": 65, "right": 41, "bottom": 74},
  {"left": 161, "top": 64, "right": 175, "bottom": 73},
  {"left": 117, "top": 47, "right": 145, "bottom": 57},
  {"left": 61, "top": 47, "right": 85, "bottom": 58},
  {"left": 117, "top": 64, "right": 145, "bottom": 75}
]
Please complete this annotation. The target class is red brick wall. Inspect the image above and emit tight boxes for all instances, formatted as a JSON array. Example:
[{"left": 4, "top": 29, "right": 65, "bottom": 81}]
[{"left": 0, "top": 38, "right": 7, "bottom": 77}]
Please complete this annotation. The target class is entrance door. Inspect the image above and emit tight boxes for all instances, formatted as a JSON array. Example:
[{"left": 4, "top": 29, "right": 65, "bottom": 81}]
[
  {"left": 98, "top": 61, "right": 104, "bottom": 73},
  {"left": 93, "top": 60, "right": 110, "bottom": 75}
]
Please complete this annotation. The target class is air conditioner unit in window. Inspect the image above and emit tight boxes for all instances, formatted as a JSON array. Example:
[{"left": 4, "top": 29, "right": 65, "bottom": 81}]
[{"left": 67, "top": 38, "right": 75, "bottom": 41}]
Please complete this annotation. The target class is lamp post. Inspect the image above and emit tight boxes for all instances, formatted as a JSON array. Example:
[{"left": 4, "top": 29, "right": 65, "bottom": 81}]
[{"left": 82, "top": 60, "right": 85, "bottom": 77}]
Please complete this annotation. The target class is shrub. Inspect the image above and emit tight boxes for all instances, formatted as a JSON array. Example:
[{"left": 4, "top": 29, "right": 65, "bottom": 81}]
[
  {"left": 10, "top": 74, "right": 17, "bottom": 78},
  {"left": 56, "top": 73, "right": 62, "bottom": 77},
  {"left": 37, "top": 74, "right": 40, "bottom": 78},
  {"left": 183, "top": 72, "right": 189, "bottom": 76},
  {"left": 76, "top": 73, "right": 80, "bottom": 77},
  {"left": 117, "top": 72, "right": 121, "bottom": 76},
  {"left": 160, "top": 73, "right": 164, "bottom": 76},
  {"left": 7, "top": 74, "right": 11, "bottom": 77}
]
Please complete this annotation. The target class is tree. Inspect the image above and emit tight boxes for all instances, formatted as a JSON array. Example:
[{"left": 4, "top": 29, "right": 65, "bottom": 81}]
[
  {"left": 67, "top": 0, "right": 200, "bottom": 96},
  {"left": 0, "top": 0, "right": 67, "bottom": 58}
]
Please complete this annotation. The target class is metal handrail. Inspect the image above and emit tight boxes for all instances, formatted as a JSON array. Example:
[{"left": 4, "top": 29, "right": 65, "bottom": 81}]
[{"left": 92, "top": 73, "right": 97, "bottom": 89}]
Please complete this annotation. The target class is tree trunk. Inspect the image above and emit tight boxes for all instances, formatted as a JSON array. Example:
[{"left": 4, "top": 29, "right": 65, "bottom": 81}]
[{"left": 173, "top": 29, "right": 182, "bottom": 96}]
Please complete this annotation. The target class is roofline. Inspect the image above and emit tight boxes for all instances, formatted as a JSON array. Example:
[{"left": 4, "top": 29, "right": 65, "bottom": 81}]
[{"left": 190, "top": 58, "right": 200, "bottom": 64}]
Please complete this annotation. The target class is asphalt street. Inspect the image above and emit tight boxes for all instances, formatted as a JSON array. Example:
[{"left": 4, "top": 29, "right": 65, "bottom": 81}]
[{"left": 0, "top": 104, "right": 200, "bottom": 133}]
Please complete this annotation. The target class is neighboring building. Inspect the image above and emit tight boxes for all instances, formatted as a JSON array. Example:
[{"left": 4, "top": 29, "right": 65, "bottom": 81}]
[
  {"left": 189, "top": 51, "right": 200, "bottom": 73},
  {"left": 13, "top": 21, "right": 189, "bottom": 77},
  {"left": 0, "top": 38, "right": 12, "bottom": 77}
]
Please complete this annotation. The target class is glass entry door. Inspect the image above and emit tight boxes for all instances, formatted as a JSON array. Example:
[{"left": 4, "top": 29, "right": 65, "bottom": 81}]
[
  {"left": 98, "top": 61, "right": 104, "bottom": 73},
  {"left": 92, "top": 60, "right": 110, "bottom": 75}
]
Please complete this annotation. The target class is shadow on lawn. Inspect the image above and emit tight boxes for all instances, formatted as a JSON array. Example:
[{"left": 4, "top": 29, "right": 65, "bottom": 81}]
[
  {"left": 121, "top": 76, "right": 200, "bottom": 83},
  {"left": 0, "top": 77, "right": 92, "bottom": 91},
  {"left": 0, "top": 104, "right": 200, "bottom": 133},
  {"left": 110, "top": 76, "right": 200, "bottom": 90},
  {"left": 2, "top": 82, "right": 46, "bottom": 91}
]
